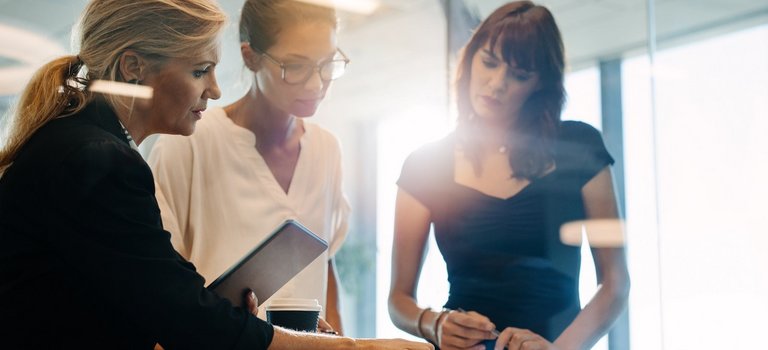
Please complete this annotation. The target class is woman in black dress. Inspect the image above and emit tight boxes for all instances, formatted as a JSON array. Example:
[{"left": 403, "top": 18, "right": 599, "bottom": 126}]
[{"left": 388, "top": 2, "right": 630, "bottom": 350}]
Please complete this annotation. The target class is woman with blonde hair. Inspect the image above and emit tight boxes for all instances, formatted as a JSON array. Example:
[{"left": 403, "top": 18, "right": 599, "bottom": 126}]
[{"left": 0, "top": 1, "right": 431, "bottom": 349}]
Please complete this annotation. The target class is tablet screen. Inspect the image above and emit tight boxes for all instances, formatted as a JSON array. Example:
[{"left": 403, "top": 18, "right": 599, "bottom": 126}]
[{"left": 206, "top": 220, "right": 328, "bottom": 307}]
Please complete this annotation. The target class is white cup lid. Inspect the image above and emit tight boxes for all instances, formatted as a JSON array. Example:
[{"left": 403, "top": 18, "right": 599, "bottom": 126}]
[{"left": 266, "top": 298, "right": 322, "bottom": 312}]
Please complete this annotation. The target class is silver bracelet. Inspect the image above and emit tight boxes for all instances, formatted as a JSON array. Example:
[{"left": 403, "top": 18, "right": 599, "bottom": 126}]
[
  {"left": 415, "top": 307, "right": 431, "bottom": 338},
  {"left": 434, "top": 308, "right": 454, "bottom": 347}
]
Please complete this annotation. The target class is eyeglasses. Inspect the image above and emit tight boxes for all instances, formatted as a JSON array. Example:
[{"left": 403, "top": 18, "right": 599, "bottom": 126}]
[{"left": 257, "top": 48, "right": 350, "bottom": 85}]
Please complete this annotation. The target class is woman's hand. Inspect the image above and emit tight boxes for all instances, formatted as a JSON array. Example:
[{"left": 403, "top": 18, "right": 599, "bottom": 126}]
[
  {"left": 356, "top": 338, "right": 435, "bottom": 350},
  {"left": 317, "top": 317, "right": 339, "bottom": 335},
  {"left": 245, "top": 290, "right": 259, "bottom": 316},
  {"left": 495, "top": 327, "right": 560, "bottom": 350},
  {"left": 438, "top": 310, "right": 497, "bottom": 350},
  {"left": 270, "top": 328, "right": 434, "bottom": 350}
]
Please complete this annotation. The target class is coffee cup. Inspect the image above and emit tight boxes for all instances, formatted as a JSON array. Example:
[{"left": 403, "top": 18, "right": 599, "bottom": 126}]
[{"left": 266, "top": 298, "right": 322, "bottom": 332}]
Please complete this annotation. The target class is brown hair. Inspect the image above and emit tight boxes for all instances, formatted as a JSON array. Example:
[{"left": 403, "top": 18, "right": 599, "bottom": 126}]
[
  {"left": 239, "top": 0, "right": 337, "bottom": 52},
  {"left": 455, "top": 1, "right": 565, "bottom": 179},
  {"left": 0, "top": 0, "right": 226, "bottom": 170}
]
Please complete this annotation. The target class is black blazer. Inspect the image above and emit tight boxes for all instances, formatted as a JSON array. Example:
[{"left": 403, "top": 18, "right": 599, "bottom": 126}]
[{"left": 0, "top": 98, "right": 273, "bottom": 349}]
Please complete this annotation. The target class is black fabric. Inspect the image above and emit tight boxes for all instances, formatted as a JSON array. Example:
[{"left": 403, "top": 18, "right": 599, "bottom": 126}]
[
  {"left": 0, "top": 97, "right": 274, "bottom": 349},
  {"left": 397, "top": 121, "right": 614, "bottom": 341}
]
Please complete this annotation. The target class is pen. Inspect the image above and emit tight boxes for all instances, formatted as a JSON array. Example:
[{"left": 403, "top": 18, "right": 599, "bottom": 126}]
[{"left": 456, "top": 308, "right": 500, "bottom": 337}]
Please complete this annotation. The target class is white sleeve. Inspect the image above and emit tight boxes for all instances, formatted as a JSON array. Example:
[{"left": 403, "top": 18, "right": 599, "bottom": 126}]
[
  {"left": 327, "top": 137, "right": 350, "bottom": 258},
  {"left": 146, "top": 135, "right": 194, "bottom": 259}
]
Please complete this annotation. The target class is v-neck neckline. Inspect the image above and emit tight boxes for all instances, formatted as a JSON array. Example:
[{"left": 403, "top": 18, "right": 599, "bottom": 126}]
[
  {"left": 449, "top": 143, "right": 555, "bottom": 202},
  {"left": 219, "top": 109, "right": 310, "bottom": 199},
  {"left": 452, "top": 175, "right": 540, "bottom": 201}
]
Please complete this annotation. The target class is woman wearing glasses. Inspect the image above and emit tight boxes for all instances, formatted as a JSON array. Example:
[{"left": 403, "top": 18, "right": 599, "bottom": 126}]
[{"left": 148, "top": 0, "right": 350, "bottom": 334}]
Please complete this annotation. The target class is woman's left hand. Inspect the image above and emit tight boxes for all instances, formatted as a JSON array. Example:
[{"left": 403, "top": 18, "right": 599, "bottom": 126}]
[
  {"left": 317, "top": 316, "right": 339, "bottom": 335},
  {"left": 494, "top": 327, "right": 560, "bottom": 350},
  {"left": 244, "top": 290, "right": 259, "bottom": 316}
]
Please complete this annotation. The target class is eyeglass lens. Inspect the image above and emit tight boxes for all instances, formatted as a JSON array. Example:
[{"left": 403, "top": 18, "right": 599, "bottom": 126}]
[{"left": 282, "top": 60, "right": 347, "bottom": 84}]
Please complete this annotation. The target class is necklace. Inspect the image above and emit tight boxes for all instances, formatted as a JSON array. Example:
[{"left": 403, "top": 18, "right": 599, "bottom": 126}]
[{"left": 118, "top": 120, "right": 139, "bottom": 151}]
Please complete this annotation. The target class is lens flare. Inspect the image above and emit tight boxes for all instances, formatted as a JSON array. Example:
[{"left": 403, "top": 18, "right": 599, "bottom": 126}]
[
  {"left": 89, "top": 80, "right": 153, "bottom": 99},
  {"left": 560, "top": 218, "right": 626, "bottom": 248}
]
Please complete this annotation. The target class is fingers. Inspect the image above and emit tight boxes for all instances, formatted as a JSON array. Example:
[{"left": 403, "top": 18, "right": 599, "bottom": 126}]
[
  {"left": 411, "top": 340, "right": 435, "bottom": 350},
  {"left": 442, "top": 342, "right": 486, "bottom": 350},
  {"left": 440, "top": 324, "right": 495, "bottom": 348},
  {"left": 519, "top": 342, "right": 547, "bottom": 350},
  {"left": 438, "top": 332, "right": 482, "bottom": 350},
  {"left": 495, "top": 327, "right": 516, "bottom": 349},
  {"left": 495, "top": 327, "right": 550, "bottom": 350},
  {"left": 439, "top": 311, "right": 497, "bottom": 349},
  {"left": 317, "top": 316, "right": 332, "bottom": 331},
  {"left": 317, "top": 316, "right": 335, "bottom": 333},
  {"left": 451, "top": 311, "right": 496, "bottom": 332},
  {"left": 243, "top": 290, "right": 258, "bottom": 316},
  {"left": 401, "top": 339, "right": 434, "bottom": 350}
]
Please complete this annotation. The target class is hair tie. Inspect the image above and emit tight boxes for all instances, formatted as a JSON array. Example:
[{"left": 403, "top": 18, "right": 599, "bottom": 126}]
[{"left": 67, "top": 55, "right": 84, "bottom": 79}]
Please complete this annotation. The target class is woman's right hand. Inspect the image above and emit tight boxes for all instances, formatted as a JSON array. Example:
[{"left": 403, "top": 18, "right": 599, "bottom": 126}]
[
  {"left": 356, "top": 338, "right": 434, "bottom": 350},
  {"left": 270, "top": 327, "right": 435, "bottom": 350},
  {"left": 437, "top": 310, "right": 497, "bottom": 350},
  {"left": 494, "top": 327, "right": 558, "bottom": 350}
]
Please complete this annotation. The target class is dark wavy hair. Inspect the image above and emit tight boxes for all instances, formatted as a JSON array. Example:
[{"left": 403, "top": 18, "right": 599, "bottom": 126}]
[{"left": 455, "top": 1, "right": 565, "bottom": 179}]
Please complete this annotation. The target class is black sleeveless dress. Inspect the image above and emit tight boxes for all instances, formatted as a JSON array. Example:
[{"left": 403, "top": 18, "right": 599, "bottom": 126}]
[{"left": 397, "top": 121, "right": 614, "bottom": 341}]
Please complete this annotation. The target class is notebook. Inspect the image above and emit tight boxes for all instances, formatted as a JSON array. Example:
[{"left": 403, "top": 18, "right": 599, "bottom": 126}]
[{"left": 207, "top": 219, "right": 328, "bottom": 307}]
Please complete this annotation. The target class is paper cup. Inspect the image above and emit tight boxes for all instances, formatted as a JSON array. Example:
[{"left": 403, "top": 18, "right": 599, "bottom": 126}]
[{"left": 266, "top": 298, "right": 322, "bottom": 332}]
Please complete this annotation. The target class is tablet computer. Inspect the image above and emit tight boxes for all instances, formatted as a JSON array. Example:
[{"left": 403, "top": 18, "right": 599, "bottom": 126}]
[{"left": 207, "top": 220, "right": 328, "bottom": 307}]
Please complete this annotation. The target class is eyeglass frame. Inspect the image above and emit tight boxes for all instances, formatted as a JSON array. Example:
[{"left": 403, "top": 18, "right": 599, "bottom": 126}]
[{"left": 255, "top": 47, "right": 350, "bottom": 85}]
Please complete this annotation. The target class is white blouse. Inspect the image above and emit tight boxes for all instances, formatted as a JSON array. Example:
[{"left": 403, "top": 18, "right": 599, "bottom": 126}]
[{"left": 148, "top": 107, "right": 350, "bottom": 317}]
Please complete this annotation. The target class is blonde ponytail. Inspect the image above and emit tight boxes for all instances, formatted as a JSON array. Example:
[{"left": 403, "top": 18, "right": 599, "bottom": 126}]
[
  {"left": 0, "top": 55, "right": 88, "bottom": 169},
  {"left": 0, "top": 0, "right": 226, "bottom": 171}
]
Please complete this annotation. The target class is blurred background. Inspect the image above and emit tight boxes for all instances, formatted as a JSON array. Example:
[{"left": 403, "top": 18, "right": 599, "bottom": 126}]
[{"left": 1, "top": 1, "right": 766, "bottom": 349}]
